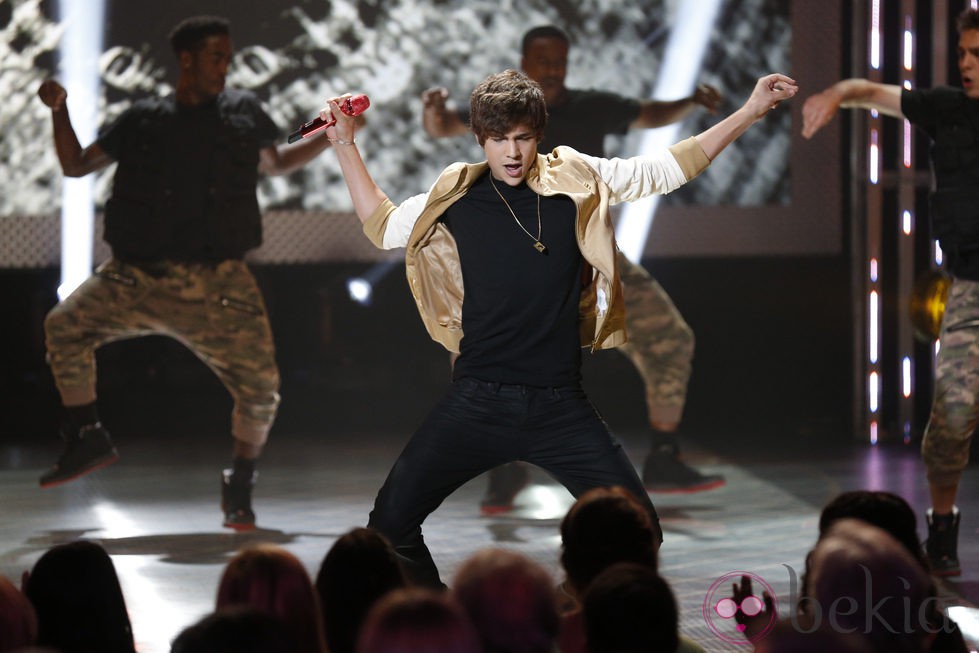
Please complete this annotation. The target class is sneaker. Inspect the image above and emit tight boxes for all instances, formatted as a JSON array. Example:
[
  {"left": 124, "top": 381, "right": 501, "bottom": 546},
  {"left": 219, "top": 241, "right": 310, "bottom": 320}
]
[
  {"left": 480, "top": 463, "right": 531, "bottom": 516},
  {"left": 222, "top": 468, "right": 257, "bottom": 531},
  {"left": 926, "top": 508, "right": 961, "bottom": 577},
  {"left": 642, "top": 450, "right": 725, "bottom": 493},
  {"left": 39, "top": 423, "right": 119, "bottom": 488}
]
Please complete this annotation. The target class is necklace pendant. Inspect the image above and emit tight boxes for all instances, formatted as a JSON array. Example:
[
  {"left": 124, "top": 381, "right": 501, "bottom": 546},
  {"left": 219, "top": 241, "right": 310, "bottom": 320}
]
[{"left": 533, "top": 241, "right": 547, "bottom": 254}]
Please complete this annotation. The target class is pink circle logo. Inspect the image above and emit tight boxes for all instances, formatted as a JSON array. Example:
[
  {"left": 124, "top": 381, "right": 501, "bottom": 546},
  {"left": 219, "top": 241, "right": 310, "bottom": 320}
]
[{"left": 702, "top": 571, "right": 778, "bottom": 645}]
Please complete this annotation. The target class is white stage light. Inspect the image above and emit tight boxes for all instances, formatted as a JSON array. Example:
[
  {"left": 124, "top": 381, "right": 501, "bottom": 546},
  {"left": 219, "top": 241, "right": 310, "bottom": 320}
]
[
  {"left": 615, "top": 0, "right": 723, "bottom": 263},
  {"left": 56, "top": 0, "right": 105, "bottom": 299},
  {"left": 347, "top": 278, "right": 373, "bottom": 305},
  {"left": 347, "top": 259, "right": 399, "bottom": 306}
]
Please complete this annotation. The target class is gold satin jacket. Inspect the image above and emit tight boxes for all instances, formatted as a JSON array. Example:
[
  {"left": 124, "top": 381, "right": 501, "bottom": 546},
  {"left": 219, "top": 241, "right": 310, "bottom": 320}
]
[{"left": 361, "top": 137, "right": 711, "bottom": 354}]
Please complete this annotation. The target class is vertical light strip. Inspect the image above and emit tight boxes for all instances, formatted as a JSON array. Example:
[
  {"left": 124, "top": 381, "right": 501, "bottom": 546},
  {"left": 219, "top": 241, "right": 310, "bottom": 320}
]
[
  {"left": 614, "top": 0, "right": 723, "bottom": 262},
  {"left": 869, "top": 129, "right": 880, "bottom": 184},
  {"left": 895, "top": 5, "right": 916, "bottom": 447},
  {"left": 869, "top": 372, "right": 880, "bottom": 413},
  {"left": 869, "top": 290, "right": 879, "bottom": 363},
  {"left": 903, "top": 119, "right": 912, "bottom": 167},
  {"left": 869, "top": 245, "right": 880, "bottom": 444},
  {"left": 903, "top": 19, "right": 913, "bottom": 71},
  {"left": 56, "top": 0, "right": 105, "bottom": 299},
  {"left": 902, "top": 356, "right": 912, "bottom": 397},
  {"left": 870, "top": 0, "right": 881, "bottom": 69}
]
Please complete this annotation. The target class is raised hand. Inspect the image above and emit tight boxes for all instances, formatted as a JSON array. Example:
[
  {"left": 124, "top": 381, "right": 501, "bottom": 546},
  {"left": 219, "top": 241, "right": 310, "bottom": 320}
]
[
  {"left": 801, "top": 87, "right": 844, "bottom": 139},
  {"left": 319, "top": 94, "right": 359, "bottom": 144},
  {"left": 37, "top": 79, "right": 67, "bottom": 111},
  {"left": 743, "top": 73, "right": 799, "bottom": 120},
  {"left": 693, "top": 83, "right": 723, "bottom": 113}
]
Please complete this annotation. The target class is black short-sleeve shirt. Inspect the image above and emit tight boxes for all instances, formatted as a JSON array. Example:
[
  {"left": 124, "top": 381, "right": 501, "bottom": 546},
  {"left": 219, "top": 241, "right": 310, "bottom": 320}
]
[
  {"left": 444, "top": 173, "right": 583, "bottom": 386},
  {"left": 97, "top": 90, "right": 278, "bottom": 261},
  {"left": 538, "top": 88, "right": 640, "bottom": 156}
]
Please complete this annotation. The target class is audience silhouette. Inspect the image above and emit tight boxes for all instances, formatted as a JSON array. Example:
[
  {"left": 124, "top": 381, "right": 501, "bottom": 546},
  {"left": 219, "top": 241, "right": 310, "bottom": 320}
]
[
  {"left": 315, "top": 527, "right": 408, "bottom": 653},
  {"left": 170, "top": 606, "right": 295, "bottom": 653},
  {"left": 734, "top": 490, "right": 967, "bottom": 652},
  {"left": 216, "top": 542, "right": 327, "bottom": 653},
  {"left": 557, "top": 486, "right": 705, "bottom": 653},
  {"left": 0, "top": 575, "right": 37, "bottom": 653},
  {"left": 12, "top": 487, "right": 975, "bottom": 653},
  {"left": 22, "top": 540, "right": 136, "bottom": 653},
  {"left": 357, "top": 587, "right": 481, "bottom": 653},
  {"left": 452, "top": 548, "right": 559, "bottom": 653},
  {"left": 802, "top": 519, "right": 939, "bottom": 653},
  {"left": 581, "top": 562, "right": 680, "bottom": 653}
]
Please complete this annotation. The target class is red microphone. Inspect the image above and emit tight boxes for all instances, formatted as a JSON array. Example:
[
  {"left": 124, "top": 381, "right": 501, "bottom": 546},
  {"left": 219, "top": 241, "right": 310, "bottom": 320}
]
[{"left": 288, "top": 94, "right": 370, "bottom": 143}]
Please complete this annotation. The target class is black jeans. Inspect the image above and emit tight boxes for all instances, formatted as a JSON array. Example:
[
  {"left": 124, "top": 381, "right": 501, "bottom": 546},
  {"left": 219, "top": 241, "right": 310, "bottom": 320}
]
[{"left": 366, "top": 377, "right": 662, "bottom": 586}]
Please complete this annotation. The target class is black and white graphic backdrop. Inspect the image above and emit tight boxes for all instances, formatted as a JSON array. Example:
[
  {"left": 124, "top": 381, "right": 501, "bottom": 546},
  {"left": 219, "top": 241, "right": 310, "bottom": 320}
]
[{"left": 2, "top": 0, "right": 814, "bottom": 265}]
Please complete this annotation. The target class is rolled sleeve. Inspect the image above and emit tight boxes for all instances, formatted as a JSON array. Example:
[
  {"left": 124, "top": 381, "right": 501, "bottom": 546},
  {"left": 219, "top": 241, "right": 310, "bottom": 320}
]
[
  {"left": 668, "top": 137, "right": 711, "bottom": 181},
  {"left": 362, "top": 193, "right": 429, "bottom": 249}
]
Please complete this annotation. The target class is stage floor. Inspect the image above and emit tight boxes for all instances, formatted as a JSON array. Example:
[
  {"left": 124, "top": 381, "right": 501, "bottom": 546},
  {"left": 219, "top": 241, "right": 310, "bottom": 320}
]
[{"left": 3, "top": 428, "right": 979, "bottom": 652}]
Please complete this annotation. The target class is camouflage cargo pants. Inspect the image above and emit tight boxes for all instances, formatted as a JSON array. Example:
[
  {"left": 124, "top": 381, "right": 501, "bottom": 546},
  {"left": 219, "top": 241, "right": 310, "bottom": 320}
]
[
  {"left": 44, "top": 258, "right": 280, "bottom": 446},
  {"left": 923, "top": 277, "right": 979, "bottom": 488},
  {"left": 616, "top": 251, "right": 695, "bottom": 427}
]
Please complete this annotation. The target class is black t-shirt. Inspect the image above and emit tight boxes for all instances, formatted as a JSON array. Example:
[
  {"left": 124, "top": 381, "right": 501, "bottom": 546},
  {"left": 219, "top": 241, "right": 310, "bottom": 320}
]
[
  {"left": 902, "top": 86, "right": 979, "bottom": 188},
  {"left": 444, "top": 173, "right": 583, "bottom": 386},
  {"left": 98, "top": 91, "right": 278, "bottom": 261},
  {"left": 903, "top": 87, "right": 979, "bottom": 278},
  {"left": 539, "top": 88, "right": 640, "bottom": 156},
  {"left": 901, "top": 86, "right": 976, "bottom": 137}
]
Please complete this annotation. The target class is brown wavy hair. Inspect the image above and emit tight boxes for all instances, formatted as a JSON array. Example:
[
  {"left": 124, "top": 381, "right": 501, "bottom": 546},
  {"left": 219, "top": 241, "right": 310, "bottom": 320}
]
[{"left": 469, "top": 70, "right": 547, "bottom": 146}]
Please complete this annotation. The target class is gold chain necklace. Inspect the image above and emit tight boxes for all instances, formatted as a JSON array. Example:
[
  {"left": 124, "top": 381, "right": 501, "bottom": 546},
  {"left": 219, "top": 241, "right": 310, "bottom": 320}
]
[{"left": 489, "top": 176, "right": 547, "bottom": 254}]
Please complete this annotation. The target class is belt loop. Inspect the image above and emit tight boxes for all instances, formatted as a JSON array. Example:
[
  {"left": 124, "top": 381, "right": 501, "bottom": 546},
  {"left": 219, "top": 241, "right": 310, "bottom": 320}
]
[{"left": 489, "top": 381, "right": 501, "bottom": 394}]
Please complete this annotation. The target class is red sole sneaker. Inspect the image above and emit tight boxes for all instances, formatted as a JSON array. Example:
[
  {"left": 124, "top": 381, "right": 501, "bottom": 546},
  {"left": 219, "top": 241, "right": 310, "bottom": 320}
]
[
  {"left": 39, "top": 453, "right": 120, "bottom": 489},
  {"left": 646, "top": 477, "right": 726, "bottom": 494}
]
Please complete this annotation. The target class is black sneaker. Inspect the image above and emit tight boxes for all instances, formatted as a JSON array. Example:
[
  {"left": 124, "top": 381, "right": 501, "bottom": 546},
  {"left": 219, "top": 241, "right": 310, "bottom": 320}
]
[
  {"left": 480, "top": 463, "right": 530, "bottom": 516},
  {"left": 642, "top": 450, "right": 725, "bottom": 493},
  {"left": 39, "top": 423, "right": 119, "bottom": 488},
  {"left": 222, "top": 468, "right": 257, "bottom": 531},
  {"left": 926, "top": 508, "right": 961, "bottom": 577}
]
